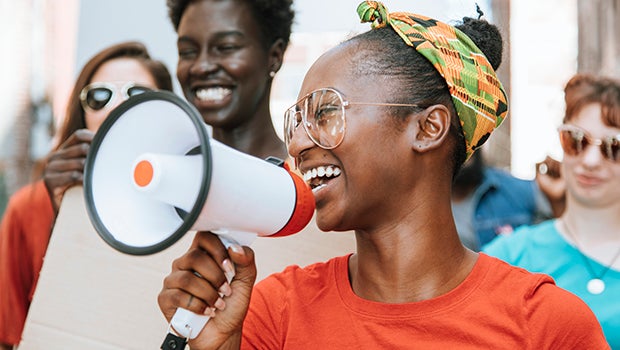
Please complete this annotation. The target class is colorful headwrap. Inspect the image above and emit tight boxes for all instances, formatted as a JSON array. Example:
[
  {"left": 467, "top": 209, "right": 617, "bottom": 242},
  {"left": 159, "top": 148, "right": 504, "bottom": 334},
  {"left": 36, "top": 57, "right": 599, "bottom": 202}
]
[{"left": 357, "top": 1, "right": 509, "bottom": 160}]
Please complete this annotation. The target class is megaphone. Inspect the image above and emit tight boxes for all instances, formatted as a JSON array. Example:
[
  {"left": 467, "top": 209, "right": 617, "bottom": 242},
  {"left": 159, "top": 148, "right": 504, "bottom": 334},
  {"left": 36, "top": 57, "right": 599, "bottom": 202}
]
[{"left": 83, "top": 91, "right": 315, "bottom": 341}]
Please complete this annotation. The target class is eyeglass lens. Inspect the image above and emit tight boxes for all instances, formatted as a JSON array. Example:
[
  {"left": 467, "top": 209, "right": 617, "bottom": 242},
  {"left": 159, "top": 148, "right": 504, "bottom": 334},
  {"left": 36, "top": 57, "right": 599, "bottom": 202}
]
[
  {"left": 285, "top": 89, "right": 346, "bottom": 149},
  {"left": 306, "top": 90, "right": 345, "bottom": 148},
  {"left": 559, "top": 127, "right": 620, "bottom": 161}
]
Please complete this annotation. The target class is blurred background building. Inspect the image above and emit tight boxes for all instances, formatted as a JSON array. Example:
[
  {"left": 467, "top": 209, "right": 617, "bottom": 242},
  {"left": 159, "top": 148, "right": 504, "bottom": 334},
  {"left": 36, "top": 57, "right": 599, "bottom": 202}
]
[{"left": 0, "top": 0, "right": 618, "bottom": 217}]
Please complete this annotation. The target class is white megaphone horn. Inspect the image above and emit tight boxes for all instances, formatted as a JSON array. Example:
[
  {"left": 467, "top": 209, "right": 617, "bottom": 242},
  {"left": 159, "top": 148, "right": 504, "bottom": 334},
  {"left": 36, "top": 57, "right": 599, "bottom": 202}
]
[{"left": 83, "top": 91, "right": 315, "bottom": 342}]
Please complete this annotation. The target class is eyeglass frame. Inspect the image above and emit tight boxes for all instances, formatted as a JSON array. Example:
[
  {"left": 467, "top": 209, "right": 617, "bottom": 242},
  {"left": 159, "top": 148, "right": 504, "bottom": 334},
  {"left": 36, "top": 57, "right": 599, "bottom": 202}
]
[
  {"left": 284, "top": 87, "right": 422, "bottom": 150},
  {"left": 79, "top": 81, "right": 152, "bottom": 112},
  {"left": 557, "top": 124, "right": 620, "bottom": 162}
]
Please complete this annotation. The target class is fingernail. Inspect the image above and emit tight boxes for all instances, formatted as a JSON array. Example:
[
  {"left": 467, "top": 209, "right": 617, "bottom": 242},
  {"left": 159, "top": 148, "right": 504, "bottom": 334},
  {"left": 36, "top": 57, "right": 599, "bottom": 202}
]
[
  {"left": 222, "top": 259, "right": 236, "bottom": 282},
  {"left": 214, "top": 297, "right": 226, "bottom": 310},
  {"left": 203, "top": 307, "right": 216, "bottom": 317},
  {"left": 219, "top": 282, "right": 232, "bottom": 297},
  {"left": 230, "top": 244, "right": 244, "bottom": 254}
]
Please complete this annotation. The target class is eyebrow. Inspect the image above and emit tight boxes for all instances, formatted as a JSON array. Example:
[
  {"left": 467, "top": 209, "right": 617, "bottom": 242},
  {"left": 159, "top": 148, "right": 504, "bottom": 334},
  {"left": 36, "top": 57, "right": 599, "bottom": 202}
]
[{"left": 177, "top": 31, "right": 245, "bottom": 45}]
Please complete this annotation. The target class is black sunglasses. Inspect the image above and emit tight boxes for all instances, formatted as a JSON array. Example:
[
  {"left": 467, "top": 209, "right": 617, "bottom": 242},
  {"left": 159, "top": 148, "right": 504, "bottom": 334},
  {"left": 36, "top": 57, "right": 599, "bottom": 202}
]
[{"left": 80, "top": 82, "right": 152, "bottom": 112}]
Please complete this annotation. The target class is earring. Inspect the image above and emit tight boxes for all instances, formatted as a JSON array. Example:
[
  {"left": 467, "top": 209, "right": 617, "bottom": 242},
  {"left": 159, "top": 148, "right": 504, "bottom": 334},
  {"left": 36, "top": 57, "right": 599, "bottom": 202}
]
[{"left": 269, "top": 71, "right": 276, "bottom": 78}]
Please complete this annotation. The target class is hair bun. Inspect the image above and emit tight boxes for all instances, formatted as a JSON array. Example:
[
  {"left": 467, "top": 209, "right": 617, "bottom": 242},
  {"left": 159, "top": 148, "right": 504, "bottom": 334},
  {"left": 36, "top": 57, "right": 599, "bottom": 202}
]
[{"left": 455, "top": 17, "right": 503, "bottom": 71}]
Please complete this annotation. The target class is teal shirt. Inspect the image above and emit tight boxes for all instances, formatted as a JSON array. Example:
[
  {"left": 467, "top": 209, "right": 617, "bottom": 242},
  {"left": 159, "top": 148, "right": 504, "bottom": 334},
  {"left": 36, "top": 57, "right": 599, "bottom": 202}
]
[{"left": 483, "top": 220, "right": 619, "bottom": 349}]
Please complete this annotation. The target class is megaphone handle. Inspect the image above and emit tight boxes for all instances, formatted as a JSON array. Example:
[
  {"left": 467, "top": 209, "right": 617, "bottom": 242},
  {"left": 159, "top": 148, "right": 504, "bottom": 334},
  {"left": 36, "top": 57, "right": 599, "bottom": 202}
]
[
  {"left": 168, "top": 307, "right": 211, "bottom": 340},
  {"left": 214, "top": 230, "right": 258, "bottom": 248}
]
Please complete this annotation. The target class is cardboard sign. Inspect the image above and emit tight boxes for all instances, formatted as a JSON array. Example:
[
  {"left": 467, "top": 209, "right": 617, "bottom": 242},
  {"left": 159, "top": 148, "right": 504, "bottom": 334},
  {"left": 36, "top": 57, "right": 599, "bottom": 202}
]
[{"left": 19, "top": 186, "right": 355, "bottom": 349}]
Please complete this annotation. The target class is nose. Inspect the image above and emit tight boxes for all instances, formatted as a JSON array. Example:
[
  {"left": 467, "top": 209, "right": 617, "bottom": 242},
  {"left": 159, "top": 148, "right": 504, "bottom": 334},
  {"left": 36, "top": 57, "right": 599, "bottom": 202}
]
[
  {"left": 580, "top": 142, "right": 605, "bottom": 168},
  {"left": 108, "top": 94, "right": 126, "bottom": 111},
  {"left": 287, "top": 118, "right": 315, "bottom": 159},
  {"left": 189, "top": 50, "right": 218, "bottom": 76}
]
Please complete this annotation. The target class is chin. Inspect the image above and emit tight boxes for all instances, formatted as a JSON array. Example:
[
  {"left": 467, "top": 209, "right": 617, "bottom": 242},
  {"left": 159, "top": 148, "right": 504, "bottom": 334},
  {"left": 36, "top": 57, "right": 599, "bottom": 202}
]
[
  {"left": 198, "top": 110, "right": 234, "bottom": 128},
  {"left": 315, "top": 214, "right": 350, "bottom": 233},
  {"left": 315, "top": 214, "right": 336, "bottom": 232}
]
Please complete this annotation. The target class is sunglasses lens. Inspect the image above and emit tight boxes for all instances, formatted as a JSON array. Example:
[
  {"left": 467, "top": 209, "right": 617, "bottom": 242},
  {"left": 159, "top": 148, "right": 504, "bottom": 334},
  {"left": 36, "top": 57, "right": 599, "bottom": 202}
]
[
  {"left": 85, "top": 87, "right": 113, "bottom": 111},
  {"left": 605, "top": 137, "right": 620, "bottom": 161},
  {"left": 306, "top": 89, "right": 345, "bottom": 149},
  {"left": 127, "top": 85, "right": 151, "bottom": 97},
  {"left": 559, "top": 128, "right": 585, "bottom": 156}
]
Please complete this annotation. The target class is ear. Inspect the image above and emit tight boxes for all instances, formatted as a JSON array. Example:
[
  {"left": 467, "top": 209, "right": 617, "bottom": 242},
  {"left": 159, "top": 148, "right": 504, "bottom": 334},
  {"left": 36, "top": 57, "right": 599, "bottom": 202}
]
[
  {"left": 267, "top": 38, "right": 286, "bottom": 75},
  {"left": 412, "top": 104, "right": 452, "bottom": 153}
]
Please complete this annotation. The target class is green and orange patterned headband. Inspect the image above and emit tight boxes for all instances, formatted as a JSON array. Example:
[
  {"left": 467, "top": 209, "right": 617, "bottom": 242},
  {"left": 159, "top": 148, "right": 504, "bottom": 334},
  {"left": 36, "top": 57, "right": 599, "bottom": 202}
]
[{"left": 357, "top": 1, "right": 509, "bottom": 160}]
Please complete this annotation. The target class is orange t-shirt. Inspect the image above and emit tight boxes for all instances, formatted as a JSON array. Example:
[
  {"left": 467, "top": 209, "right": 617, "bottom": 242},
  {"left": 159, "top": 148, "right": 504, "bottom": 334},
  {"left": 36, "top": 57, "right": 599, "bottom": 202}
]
[
  {"left": 243, "top": 253, "right": 610, "bottom": 349},
  {"left": 0, "top": 181, "right": 54, "bottom": 345}
]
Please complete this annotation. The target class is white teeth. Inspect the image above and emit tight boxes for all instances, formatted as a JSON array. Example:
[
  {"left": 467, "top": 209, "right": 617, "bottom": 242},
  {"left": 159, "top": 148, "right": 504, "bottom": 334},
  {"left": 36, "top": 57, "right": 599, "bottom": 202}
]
[
  {"left": 195, "top": 87, "right": 232, "bottom": 101},
  {"left": 325, "top": 167, "right": 333, "bottom": 177},
  {"left": 303, "top": 165, "right": 342, "bottom": 183},
  {"left": 312, "top": 184, "right": 327, "bottom": 192}
]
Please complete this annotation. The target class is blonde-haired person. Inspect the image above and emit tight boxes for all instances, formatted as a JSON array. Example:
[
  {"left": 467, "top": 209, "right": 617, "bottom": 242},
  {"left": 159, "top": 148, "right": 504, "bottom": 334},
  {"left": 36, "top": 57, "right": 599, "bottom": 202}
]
[
  {"left": 0, "top": 41, "right": 173, "bottom": 349},
  {"left": 157, "top": 2, "right": 608, "bottom": 349},
  {"left": 485, "top": 73, "right": 620, "bottom": 348}
]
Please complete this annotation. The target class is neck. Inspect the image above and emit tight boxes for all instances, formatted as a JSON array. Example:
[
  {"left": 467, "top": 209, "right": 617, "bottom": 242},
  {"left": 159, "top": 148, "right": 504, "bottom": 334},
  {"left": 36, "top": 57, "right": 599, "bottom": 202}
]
[
  {"left": 212, "top": 121, "right": 287, "bottom": 160},
  {"left": 213, "top": 129, "right": 287, "bottom": 160},
  {"left": 349, "top": 191, "right": 477, "bottom": 303},
  {"left": 558, "top": 210, "right": 620, "bottom": 269},
  {"left": 561, "top": 201, "right": 620, "bottom": 244}
]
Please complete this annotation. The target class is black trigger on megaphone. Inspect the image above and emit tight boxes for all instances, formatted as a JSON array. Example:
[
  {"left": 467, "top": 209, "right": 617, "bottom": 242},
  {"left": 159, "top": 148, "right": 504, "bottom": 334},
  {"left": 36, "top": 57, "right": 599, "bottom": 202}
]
[{"left": 264, "top": 156, "right": 285, "bottom": 167}]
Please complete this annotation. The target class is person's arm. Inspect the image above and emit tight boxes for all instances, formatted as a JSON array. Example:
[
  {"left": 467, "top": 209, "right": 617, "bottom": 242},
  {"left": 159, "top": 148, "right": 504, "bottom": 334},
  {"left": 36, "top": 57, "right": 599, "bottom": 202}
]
[
  {"left": 158, "top": 231, "right": 257, "bottom": 350},
  {"left": 535, "top": 156, "right": 566, "bottom": 217},
  {"left": 0, "top": 191, "right": 31, "bottom": 349}
]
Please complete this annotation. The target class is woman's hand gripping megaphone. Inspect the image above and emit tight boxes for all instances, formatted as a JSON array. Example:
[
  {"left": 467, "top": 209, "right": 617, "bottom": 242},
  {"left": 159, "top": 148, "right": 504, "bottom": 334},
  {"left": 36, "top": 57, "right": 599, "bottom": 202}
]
[{"left": 158, "top": 230, "right": 258, "bottom": 349}]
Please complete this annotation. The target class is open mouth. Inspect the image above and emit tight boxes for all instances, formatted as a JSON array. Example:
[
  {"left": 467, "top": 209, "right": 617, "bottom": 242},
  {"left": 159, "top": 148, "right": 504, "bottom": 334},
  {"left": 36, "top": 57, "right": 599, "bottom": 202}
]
[
  {"left": 303, "top": 165, "right": 341, "bottom": 191},
  {"left": 194, "top": 86, "right": 232, "bottom": 102}
]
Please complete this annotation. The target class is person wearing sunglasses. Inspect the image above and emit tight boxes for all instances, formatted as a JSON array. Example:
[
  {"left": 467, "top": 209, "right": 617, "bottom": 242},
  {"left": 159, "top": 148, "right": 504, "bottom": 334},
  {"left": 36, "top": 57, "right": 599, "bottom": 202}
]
[
  {"left": 157, "top": 2, "right": 608, "bottom": 349},
  {"left": 484, "top": 73, "right": 620, "bottom": 347},
  {"left": 0, "top": 41, "right": 172, "bottom": 349}
]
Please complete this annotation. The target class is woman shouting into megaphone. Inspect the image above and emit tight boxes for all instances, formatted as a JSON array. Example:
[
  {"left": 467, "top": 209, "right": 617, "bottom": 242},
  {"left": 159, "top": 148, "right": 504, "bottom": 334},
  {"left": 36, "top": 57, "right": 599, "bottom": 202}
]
[{"left": 157, "top": 1, "right": 610, "bottom": 349}]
